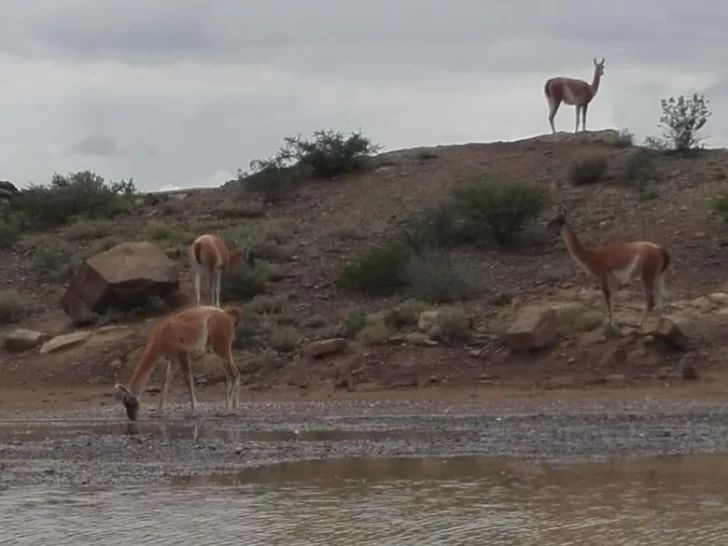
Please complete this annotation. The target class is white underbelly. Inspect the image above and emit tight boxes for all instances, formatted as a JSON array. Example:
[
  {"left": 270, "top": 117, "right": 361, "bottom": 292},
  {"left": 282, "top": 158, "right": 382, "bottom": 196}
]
[{"left": 609, "top": 255, "right": 641, "bottom": 286}]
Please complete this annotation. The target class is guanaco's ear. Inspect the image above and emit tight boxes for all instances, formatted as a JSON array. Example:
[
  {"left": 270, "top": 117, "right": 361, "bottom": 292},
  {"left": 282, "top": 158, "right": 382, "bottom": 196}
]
[{"left": 224, "top": 306, "right": 242, "bottom": 327}]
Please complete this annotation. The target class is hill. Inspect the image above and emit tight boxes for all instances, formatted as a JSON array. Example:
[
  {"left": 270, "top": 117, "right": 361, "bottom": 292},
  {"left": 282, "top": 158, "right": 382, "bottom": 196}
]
[{"left": 2, "top": 128, "right": 728, "bottom": 407}]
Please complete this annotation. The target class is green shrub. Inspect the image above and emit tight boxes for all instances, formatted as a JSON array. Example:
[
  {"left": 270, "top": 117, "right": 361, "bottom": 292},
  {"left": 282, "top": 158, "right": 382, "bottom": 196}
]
[
  {"left": 0, "top": 213, "right": 24, "bottom": 249},
  {"left": 268, "top": 326, "right": 298, "bottom": 353},
  {"left": 284, "top": 129, "right": 381, "bottom": 178},
  {"left": 568, "top": 156, "right": 608, "bottom": 185},
  {"left": 711, "top": 193, "right": 728, "bottom": 223},
  {"left": 12, "top": 171, "right": 137, "bottom": 228},
  {"left": 452, "top": 180, "right": 550, "bottom": 246},
  {"left": 404, "top": 249, "right": 478, "bottom": 304},
  {"left": 646, "top": 93, "right": 712, "bottom": 153},
  {"left": 404, "top": 199, "right": 473, "bottom": 251},
  {"left": 615, "top": 129, "right": 634, "bottom": 148},
  {"left": 239, "top": 129, "right": 381, "bottom": 201},
  {"left": 221, "top": 262, "right": 269, "bottom": 301},
  {"left": 337, "top": 242, "right": 413, "bottom": 294},
  {"left": 340, "top": 308, "right": 368, "bottom": 338}
]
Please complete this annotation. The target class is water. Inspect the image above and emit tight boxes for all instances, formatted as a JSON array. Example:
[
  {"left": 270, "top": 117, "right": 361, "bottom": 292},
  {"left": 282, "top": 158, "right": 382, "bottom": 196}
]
[{"left": 2, "top": 453, "right": 727, "bottom": 545}]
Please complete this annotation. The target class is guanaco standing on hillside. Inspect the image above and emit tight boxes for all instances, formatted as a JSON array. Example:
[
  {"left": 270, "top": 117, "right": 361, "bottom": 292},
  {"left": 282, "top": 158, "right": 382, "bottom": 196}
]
[
  {"left": 548, "top": 205, "right": 671, "bottom": 327},
  {"left": 544, "top": 57, "right": 605, "bottom": 133},
  {"left": 188, "top": 234, "right": 255, "bottom": 308},
  {"left": 115, "top": 305, "right": 242, "bottom": 421}
]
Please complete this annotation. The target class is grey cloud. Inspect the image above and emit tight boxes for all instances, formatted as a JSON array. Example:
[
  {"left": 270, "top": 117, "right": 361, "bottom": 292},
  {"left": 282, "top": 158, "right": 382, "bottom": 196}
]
[
  {"left": 8, "top": 0, "right": 727, "bottom": 72},
  {"left": 67, "top": 133, "right": 160, "bottom": 160},
  {"left": 67, "top": 133, "right": 128, "bottom": 157}
]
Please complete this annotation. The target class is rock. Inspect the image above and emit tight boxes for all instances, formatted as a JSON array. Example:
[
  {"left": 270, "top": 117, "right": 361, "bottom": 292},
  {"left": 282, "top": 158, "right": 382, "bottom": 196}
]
[
  {"left": 304, "top": 338, "right": 348, "bottom": 358},
  {"left": 504, "top": 305, "right": 557, "bottom": 351},
  {"left": 4, "top": 329, "right": 50, "bottom": 352},
  {"left": 0, "top": 180, "right": 18, "bottom": 193},
  {"left": 39, "top": 331, "right": 92, "bottom": 354},
  {"left": 417, "top": 310, "right": 440, "bottom": 332},
  {"left": 599, "top": 344, "right": 627, "bottom": 368},
  {"left": 689, "top": 296, "right": 715, "bottom": 312},
  {"left": 87, "top": 325, "right": 134, "bottom": 345},
  {"left": 403, "top": 332, "right": 439, "bottom": 346},
  {"left": 681, "top": 363, "right": 698, "bottom": 380},
  {"left": 708, "top": 292, "right": 728, "bottom": 305},
  {"left": 653, "top": 318, "right": 689, "bottom": 350},
  {"left": 61, "top": 241, "right": 179, "bottom": 323}
]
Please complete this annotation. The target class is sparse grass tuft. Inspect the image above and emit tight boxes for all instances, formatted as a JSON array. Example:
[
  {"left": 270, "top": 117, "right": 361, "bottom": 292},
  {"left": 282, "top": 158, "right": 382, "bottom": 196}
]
[
  {"left": 31, "top": 242, "right": 77, "bottom": 283},
  {"left": 429, "top": 307, "right": 473, "bottom": 346},
  {"left": 568, "top": 155, "right": 609, "bottom": 185},
  {"left": 63, "top": 219, "right": 113, "bottom": 241},
  {"left": 356, "top": 320, "right": 390, "bottom": 346},
  {"left": 140, "top": 220, "right": 191, "bottom": 244},
  {"left": 387, "top": 298, "right": 429, "bottom": 329},
  {"left": 404, "top": 249, "right": 478, "bottom": 303},
  {"left": 0, "top": 290, "right": 29, "bottom": 324},
  {"left": 711, "top": 193, "right": 728, "bottom": 224},
  {"left": 340, "top": 308, "right": 368, "bottom": 338}
]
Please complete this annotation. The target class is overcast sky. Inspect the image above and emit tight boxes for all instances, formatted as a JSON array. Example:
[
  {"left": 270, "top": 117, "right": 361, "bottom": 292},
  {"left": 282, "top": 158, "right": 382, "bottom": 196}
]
[{"left": 1, "top": 1, "right": 726, "bottom": 192}]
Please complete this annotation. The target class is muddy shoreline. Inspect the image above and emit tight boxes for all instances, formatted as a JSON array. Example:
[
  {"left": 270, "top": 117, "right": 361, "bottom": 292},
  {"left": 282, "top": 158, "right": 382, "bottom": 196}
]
[{"left": 2, "top": 389, "right": 728, "bottom": 488}]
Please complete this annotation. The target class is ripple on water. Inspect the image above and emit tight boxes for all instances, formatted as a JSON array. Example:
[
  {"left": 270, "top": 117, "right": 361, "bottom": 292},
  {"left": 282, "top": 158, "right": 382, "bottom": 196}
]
[{"left": 2, "top": 454, "right": 728, "bottom": 545}]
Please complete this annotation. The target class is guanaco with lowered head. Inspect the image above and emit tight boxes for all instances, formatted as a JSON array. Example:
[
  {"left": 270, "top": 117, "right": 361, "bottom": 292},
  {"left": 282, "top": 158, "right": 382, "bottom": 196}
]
[
  {"left": 548, "top": 205, "right": 671, "bottom": 327},
  {"left": 544, "top": 57, "right": 605, "bottom": 133},
  {"left": 114, "top": 305, "right": 242, "bottom": 421},
  {"left": 189, "top": 234, "right": 255, "bottom": 308}
]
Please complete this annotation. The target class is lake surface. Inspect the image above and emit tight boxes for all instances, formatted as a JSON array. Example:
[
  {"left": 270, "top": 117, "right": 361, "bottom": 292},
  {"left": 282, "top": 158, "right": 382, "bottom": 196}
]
[{"left": 2, "top": 453, "right": 727, "bottom": 545}]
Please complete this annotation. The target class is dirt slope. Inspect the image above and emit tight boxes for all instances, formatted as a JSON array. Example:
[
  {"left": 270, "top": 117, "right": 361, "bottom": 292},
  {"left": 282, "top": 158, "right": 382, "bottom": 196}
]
[{"left": 3, "top": 128, "right": 728, "bottom": 402}]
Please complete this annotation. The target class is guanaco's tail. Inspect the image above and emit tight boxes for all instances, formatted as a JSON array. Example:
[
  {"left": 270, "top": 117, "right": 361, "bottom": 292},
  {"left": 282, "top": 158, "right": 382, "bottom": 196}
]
[
  {"left": 659, "top": 247, "right": 671, "bottom": 274},
  {"left": 544, "top": 79, "right": 553, "bottom": 100},
  {"left": 192, "top": 240, "right": 205, "bottom": 266}
]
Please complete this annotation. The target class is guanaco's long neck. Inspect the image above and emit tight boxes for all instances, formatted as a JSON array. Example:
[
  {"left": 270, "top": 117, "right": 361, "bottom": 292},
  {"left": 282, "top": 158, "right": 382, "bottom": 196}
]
[
  {"left": 561, "top": 223, "right": 596, "bottom": 269},
  {"left": 127, "top": 342, "right": 162, "bottom": 397},
  {"left": 590, "top": 69, "right": 602, "bottom": 98}
]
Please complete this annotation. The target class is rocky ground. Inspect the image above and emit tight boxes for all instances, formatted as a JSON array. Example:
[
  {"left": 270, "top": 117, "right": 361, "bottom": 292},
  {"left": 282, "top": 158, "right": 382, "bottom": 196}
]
[
  {"left": 2, "top": 128, "right": 728, "bottom": 406},
  {"left": 3, "top": 386, "right": 728, "bottom": 487}
]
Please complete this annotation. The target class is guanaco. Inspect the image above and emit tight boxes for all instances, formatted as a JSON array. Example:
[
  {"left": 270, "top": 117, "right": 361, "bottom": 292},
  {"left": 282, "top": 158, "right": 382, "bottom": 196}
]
[
  {"left": 189, "top": 234, "right": 255, "bottom": 307},
  {"left": 548, "top": 205, "right": 671, "bottom": 326},
  {"left": 544, "top": 57, "right": 605, "bottom": 133},
  {"left": 114, "top": 305, "right": 242, "bottom": 421}
]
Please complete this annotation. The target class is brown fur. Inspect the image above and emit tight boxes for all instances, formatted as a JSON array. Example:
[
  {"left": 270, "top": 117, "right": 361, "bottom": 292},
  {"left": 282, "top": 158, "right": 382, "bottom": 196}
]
[
  {"left": 544, "top": 58, "right": 605, "bottom": 133},
  {"left": 114, "top": 305, "right": 242, "bottom": 421},
  {"left": 189, "top": 234, "right": 253, "bottom": 307},
  {"left": 549, "top": 205, "right": 671, "bottom": 326}
]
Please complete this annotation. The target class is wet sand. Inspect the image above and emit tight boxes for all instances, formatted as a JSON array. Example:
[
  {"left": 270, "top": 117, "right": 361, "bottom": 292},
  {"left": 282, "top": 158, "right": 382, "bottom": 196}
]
[{"left": 2, "top": 384, "right": 728, "bottom": 487}]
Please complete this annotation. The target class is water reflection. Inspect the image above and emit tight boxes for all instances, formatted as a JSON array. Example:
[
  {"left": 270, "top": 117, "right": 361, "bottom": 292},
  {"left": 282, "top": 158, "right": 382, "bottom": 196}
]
[
  {"left": 2, "top": 454, "right": 728, "bottom": 545},
  {"left": 0, "top": 421, "right": 445, "bottom": 444}
]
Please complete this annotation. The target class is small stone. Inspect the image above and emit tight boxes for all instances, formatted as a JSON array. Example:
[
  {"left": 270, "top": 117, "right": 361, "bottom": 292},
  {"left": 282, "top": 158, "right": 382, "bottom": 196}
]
[
  {"left": 504, "top": 305, "right": 557, "bottom": 351},
  {"left": 4, "top": 329, "right": 49, "bottom": 352},
  {"left": 304, "top": 338, "right": 348, "bottom": 358},
  {"left": 39, "top": 331, "right": 92, "bottom": 354},
  {"left": 681, "top": 364, "right": 698, "bottom": 380}
]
